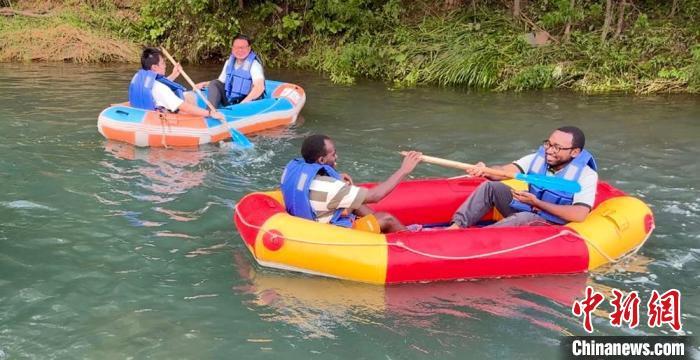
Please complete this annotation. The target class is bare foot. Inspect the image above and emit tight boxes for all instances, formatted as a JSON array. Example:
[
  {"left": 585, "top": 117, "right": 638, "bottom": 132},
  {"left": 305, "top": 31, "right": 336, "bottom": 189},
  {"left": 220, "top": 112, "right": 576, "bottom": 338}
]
[{"left": 446, "top": 223, "right": 462, "bottom": 230}]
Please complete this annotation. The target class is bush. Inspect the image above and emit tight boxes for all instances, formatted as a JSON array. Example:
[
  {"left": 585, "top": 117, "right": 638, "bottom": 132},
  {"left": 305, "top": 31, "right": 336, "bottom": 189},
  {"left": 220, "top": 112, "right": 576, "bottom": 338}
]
[{"left": 137, "top": 0, "right": 241, "bottom": 62}]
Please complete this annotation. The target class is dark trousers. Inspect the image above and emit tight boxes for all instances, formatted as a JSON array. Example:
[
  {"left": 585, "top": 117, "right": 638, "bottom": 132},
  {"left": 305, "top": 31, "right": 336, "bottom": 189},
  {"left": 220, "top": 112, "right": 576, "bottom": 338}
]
[
  {"left": 451, "top": 181, "right": 547, "bottom": 228},
  {"left": 207, "top": 80, "right": 242, "bottom": 108}
]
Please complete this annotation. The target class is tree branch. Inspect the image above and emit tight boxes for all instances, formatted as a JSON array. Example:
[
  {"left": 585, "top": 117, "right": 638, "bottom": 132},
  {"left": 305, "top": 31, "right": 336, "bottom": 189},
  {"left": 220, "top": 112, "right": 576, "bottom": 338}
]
[
  {"left": 613, "top": 0, "right": 626, "bottom": 39},
  {"left": 601, "top": 0, "right": 613, "bottom": 42}
]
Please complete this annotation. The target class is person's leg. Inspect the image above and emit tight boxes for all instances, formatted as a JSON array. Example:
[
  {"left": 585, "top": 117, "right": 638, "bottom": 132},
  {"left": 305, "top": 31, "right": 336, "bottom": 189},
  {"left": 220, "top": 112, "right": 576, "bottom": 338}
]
[
  {"left": 354, "top": 206, "right": 413, "bottom": 233},
  {"left": 451, "top": 181, "right": 516, "bottom": 228},
  {"left": 354, "top": 205, "right": 374, "bottom": 217},
  {"left": 487, "top": 212, "right": 546, "bottom": 227},
  {"left": 374, "top": 211, "right": 406, "bottom": 233},
  {"left": 207, "top": 80, "right": 227, "bottom": 108}
]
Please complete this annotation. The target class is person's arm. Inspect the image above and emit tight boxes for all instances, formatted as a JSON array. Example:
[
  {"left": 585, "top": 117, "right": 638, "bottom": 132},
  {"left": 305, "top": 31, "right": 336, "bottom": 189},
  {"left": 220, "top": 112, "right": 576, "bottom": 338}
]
[
  {"left": 364, "top": 151, "right": 422, "bottom": 203},
  {"left": 194, "top": 80, "right": 210, "bottom": 90},
  {"left": 510, "top": 169, "right": 597, "bottom": 223},
  {"left": 153, "top": 78, "right": 224, "bottom": 120},
  {"left": 196, "top": 59, "right": 229, "bottom": 89},
  {"left": 178, "top": 101, "right": 225, "bottom": 121},
  {"left": 512, "top": 190, "right": 591, "bottom": 222},
  {"left": 467, "top": 162, "right": 522, "bottom": 181},
  {"left": 240, "top": 61, "right": 265, "bottom": 103},
  {"left": 467, "top": 153, "right": 535, "bottom": 180},
  {"left": 240, "top": 78, "right": 264, "bottom": 103},
  {"left": 167, "top": 63, "right": 182, "bottom": 81}
]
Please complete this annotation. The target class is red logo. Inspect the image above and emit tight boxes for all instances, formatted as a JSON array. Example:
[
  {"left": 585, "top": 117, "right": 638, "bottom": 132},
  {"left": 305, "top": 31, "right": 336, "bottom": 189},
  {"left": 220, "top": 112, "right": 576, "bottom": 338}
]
[
  {"left": 647, "top": 289, "right": 682, "bottom": 331},
  {"left": 609, "top": 289, "right": 641, "bottom": 328},
  {"left": 572, "top": 286, "right": 605, "bottom": 333},
  {"left": 573, "top": 287, "right": 682, "bottom": 332}
]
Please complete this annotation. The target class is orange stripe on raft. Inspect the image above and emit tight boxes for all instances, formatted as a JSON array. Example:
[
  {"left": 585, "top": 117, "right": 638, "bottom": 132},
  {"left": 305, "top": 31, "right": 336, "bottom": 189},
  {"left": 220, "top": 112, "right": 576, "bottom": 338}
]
[
  {"left": 143, "top": 112, "right": 210, "bottom": 129},
  {"left": 238, "top": 117, "right": 293, "bottom": 134},
  {"left": 102, "top": 127, "right": 136, "bottom": 145},
  {"left": 148, "top": 134, "right": 201, "bottom": 147},
  {"left": 211, "top": 131, "right": 231, "bottom": 143}
]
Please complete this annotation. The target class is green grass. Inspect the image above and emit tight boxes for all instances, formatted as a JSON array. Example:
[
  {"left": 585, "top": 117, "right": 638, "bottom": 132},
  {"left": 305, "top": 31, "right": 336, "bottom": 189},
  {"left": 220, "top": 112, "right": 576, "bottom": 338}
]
[{"left": 3, "top": 1, "right": 698, "bottom": 94}]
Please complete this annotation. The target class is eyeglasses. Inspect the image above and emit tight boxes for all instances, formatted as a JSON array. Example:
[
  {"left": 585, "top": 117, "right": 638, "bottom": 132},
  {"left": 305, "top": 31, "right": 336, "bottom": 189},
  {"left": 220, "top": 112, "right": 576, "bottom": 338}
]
[{"left": 542, "top": 140, "right": 575, "bottom": 152}]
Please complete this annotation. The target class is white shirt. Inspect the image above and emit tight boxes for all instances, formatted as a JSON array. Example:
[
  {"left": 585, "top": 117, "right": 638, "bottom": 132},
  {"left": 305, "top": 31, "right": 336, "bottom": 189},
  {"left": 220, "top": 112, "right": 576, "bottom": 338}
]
[
  {"left": 513, "top": 153, "right": 598, "bottom": 208},
  {"left": 217, "top": 58, "right": 264, "bottom": 83},
  {"left": 151, "top": 81, "right": 183, "bottom": 112}
]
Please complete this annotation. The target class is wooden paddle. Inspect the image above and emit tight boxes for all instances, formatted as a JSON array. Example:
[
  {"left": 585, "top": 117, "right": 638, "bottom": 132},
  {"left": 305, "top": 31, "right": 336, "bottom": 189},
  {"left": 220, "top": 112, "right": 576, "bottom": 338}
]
[
  {"left": 400, "top": 151, "right": 582, "bottom": 193},
  {"left": 160, "top": 47, "right": 253, "bottom": 149}
]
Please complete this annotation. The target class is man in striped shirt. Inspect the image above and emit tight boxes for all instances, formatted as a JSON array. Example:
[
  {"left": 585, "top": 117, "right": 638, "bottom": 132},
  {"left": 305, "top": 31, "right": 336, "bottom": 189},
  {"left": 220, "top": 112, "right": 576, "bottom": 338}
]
[{"left": 281, "top": 134, "right": 422, "bottom": 233}]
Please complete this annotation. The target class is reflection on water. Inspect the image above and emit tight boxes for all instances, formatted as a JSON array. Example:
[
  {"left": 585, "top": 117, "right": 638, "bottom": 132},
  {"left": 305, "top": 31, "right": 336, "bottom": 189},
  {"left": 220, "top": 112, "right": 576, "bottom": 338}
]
[
  {"left": 232, "top": 250, "right": 641, "bottom": 339},
  {"left": 232, "top": 249, "right": 664, "bottom": 347},
  {"left": 104, "top": 142, "right": 208, "bottom": 197},
  {"left": 1, "top": 63, "right": 699, "bottom": 359}
]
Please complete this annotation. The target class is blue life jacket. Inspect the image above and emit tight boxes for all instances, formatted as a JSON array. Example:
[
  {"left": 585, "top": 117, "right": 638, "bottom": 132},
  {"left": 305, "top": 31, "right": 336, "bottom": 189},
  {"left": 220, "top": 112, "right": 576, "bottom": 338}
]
[
  {"left": 510, "top": 146, "right": 598, "bottom": 224},
  {"left": 128, "top": 69, "right": 186, "bottom": 110},
  {"left": 280, "top": 158, "right": 355, "bottom": 227},
  {"left": 224, "top": 52, "right": 262, "bottom": 102}
]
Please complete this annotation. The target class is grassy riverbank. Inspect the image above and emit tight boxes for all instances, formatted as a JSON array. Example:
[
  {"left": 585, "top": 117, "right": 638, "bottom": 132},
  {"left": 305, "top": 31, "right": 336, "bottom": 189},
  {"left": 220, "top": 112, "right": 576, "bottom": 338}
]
[
  {"left": 0, "top": 1, "right": 138, "bottom": 62},
  {"left": 2, "top": 0, "right": 699, "bottom": 93}
]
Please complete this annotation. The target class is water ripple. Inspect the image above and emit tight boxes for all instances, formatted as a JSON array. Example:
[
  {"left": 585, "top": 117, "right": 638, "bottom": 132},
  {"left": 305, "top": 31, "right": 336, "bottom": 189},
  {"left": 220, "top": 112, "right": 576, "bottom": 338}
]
[{"left": 2, "top": 63, "right": 699, "bottom": 359}]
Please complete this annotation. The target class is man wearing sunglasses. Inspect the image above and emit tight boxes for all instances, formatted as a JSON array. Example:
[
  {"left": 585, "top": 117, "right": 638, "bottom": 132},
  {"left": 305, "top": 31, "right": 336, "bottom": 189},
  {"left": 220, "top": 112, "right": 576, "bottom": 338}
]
[{"left": 449, "top": 126, "right": 598, "bottom": 228}]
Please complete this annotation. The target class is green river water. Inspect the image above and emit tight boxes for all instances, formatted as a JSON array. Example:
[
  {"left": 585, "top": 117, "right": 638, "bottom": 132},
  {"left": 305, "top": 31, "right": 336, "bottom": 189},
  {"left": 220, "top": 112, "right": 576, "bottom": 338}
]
[{"left": 1, "top": 63, "right": 698, "bottom": 359}]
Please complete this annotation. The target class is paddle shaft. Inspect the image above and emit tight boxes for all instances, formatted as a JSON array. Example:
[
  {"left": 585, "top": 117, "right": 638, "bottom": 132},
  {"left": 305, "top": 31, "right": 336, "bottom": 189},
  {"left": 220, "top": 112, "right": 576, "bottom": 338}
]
[
  {"left": 400, "top": 152, "right": 516, "bottom": 179},
  {"left": 160, "top": 48, "right": 253, "bottom": 148},
  {"left": 400, "top": 152, "right": 581, "bottom": 192},
  {"left": 160, "top": 48, "right": 217, "bottom": 113}
]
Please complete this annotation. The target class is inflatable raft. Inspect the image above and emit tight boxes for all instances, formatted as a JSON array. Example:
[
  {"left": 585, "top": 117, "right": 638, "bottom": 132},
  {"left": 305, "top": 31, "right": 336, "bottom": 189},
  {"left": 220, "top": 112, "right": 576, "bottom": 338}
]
[
  {"left": 233, "top": 177, "right": 654, "bottom": 284},
  {"left": 97, "top": 80, "right": 305, "bottom": 147}
]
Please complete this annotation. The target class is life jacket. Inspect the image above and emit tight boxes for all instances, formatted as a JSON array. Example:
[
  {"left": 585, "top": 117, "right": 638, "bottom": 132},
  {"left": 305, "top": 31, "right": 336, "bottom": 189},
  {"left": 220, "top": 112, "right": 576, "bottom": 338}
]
[
  {"left": 128, "top": 69, "right": 186, "bottom": 110},
  {"left": 280, "top": 158, "right": 355, "bottom": 227},
  {"left": 510, "top": 146, "right": 598, "bottom": 224},
  {"left": 224, "top": 52, "right": 262, "bottom": 102}
]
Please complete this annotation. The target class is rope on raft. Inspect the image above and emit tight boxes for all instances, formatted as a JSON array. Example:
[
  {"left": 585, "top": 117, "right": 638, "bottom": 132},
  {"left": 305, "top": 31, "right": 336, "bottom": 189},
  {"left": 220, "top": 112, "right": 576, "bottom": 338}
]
[{"left": 233, "top": 204, "right": 650, "bottom": 263}]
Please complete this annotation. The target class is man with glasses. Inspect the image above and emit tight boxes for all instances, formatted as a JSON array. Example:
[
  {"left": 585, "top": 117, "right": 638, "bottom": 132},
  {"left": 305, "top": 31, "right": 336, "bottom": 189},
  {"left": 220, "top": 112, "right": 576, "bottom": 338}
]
[
  {"left": 449, "top": 126, "right": 598, "bottom": 228},
  {"left": 195, "top": 34, "right": 265, "bottom": 107}
]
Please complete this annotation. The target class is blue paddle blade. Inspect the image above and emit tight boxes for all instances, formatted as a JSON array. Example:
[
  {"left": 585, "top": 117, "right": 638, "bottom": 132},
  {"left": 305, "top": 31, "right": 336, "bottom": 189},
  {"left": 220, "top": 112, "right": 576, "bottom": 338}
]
[
  {"left": 214, "top": 117, "right": 254, "bottom": 149},
  {"left": 228, "top": 127, "right": 254, "bottom": 149},
  {"left": 514, "top": 173, "right": 581, "bottom": 193}
]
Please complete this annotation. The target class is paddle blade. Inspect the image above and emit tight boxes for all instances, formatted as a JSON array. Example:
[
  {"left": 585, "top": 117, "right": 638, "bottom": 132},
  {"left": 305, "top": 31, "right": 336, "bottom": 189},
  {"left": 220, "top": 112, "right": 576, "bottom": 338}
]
[
  {"left": 229, "top": 127, "right": 254, "bottom": 149},
  {"left": 515, "top": 173, "right": 581, "bottom": 193}
]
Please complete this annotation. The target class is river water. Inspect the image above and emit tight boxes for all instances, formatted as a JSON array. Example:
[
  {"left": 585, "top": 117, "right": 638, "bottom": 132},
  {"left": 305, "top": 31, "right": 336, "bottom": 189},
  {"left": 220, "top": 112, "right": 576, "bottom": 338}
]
[{"left": 1, "top": 63, "right": 698, "bottom": 359}]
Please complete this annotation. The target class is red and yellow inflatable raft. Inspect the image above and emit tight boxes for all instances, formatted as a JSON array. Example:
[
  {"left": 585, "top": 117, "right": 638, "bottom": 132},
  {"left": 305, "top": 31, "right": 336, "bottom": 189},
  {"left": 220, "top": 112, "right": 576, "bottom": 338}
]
[{"left": 233, "top": 177, "right": 654, "bottom": 284}]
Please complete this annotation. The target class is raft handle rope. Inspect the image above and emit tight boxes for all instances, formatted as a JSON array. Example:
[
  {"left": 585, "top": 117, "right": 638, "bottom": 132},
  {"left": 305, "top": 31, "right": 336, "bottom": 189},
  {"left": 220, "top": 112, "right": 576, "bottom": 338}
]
[
  {"left": 157, "top": 112, "right": 170, "bottom": 148},
  {"left": 233, "top": 204, "right": 640, "bottom": 263}
]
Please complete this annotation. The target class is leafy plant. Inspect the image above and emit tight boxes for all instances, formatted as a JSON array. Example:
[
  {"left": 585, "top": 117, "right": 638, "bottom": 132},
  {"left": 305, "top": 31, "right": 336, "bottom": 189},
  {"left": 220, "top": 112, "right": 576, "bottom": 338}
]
[{"left": 137, "top": 0, "right": 241, "bottom": 62}]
